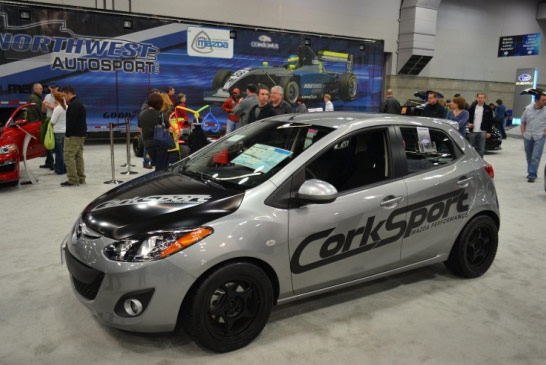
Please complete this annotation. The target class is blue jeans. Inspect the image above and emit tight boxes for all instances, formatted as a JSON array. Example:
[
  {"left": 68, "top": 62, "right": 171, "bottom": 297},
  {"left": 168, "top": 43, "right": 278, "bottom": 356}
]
[
  {"left": 53, "top": 133, "right": 66, "bottom": 174},
  {"left": 44, "top": 149, "right": 54, "bottom": 166},
  {"left": 469, "top": 131, "right": 486, "bottom": 158},
  {"left": 523, "top": 135, "right": 546, "bottom": 179},
  {"left": 226, "top": 120, "right": 239, "bottom": 134}
]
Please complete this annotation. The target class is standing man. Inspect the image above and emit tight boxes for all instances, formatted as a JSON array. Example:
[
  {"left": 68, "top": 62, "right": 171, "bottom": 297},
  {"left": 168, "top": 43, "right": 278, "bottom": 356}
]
[
  {"left": 324, "top": 94, "right": 334, "bottom": 111},
  {"left": 520, "top": 91, "right": 546, "bottom": 183},
  {"left": 233, "top": 84, "right": 258, "bottom": 127},
  {"left": 270, "top": 86, "right": 293, "bottom": 115},
  {"left": 468, "top": 92, "right": 493, "bottom": 158},
  {"left": 60, "top": 85, "right": 87, "bottom": 186},
  {"left": 26, "top": 83, "right": 50, "bottom": 169},
  {"left": 247, "top": 85, "right": 275, "bottom": 124},
  {"left": 379, "top": 89, "right": 401, "bottom": 114},
  {"left": 422, "top": 91, "right": 446, "bottom": 118},
  {"left": 41, "top": 82, "right": 60, "bottom": 170},
  {"left": 222, "top": 88, "right": 241, "bottom": 133}
]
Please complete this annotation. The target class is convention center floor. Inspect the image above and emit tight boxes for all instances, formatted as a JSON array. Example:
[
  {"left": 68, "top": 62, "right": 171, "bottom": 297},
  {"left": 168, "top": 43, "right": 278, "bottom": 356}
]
[{"left": 1, "top": 132, "right": 546, "bottom": 364}]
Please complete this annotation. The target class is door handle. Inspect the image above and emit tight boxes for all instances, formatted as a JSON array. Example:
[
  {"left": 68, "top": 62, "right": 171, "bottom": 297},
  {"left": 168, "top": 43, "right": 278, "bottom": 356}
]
[
  {"left": 380, "top": 195, "right": 404, "bottom": 208},
  {"left": 457, "top": 176, "right": 473, "bottom": 187}
]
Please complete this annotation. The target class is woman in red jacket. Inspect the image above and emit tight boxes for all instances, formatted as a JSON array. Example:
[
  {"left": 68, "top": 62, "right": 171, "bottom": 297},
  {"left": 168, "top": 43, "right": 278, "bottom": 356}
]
[{"left": 222, "top": 88, "right": 241, "bottom": 134}]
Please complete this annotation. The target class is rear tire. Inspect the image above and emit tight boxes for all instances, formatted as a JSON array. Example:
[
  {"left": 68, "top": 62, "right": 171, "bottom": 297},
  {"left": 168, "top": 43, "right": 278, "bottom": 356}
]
[
  {"left": 182, "top": 262, "right": 273, "bottom": 352},
  {"left": 132, "top": 135, "right": 144, "bottom": 157},
  {"left": 279, "top": 78, "right": 299, "bottom": 105},
  {"left": 212, "top": 69, "right": 233, "bottom": 90},
  {"left": 445, "top": 215, "right": 498, "bottom": 278},
  {"left": 338, "top": 72, "right": 358, "bottom": 100}
]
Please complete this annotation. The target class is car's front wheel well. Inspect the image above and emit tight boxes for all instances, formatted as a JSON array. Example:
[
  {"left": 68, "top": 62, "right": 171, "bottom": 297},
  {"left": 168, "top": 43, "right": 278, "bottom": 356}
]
[{"left": 177, "top": 256, "right": 280, "bottom": 326}]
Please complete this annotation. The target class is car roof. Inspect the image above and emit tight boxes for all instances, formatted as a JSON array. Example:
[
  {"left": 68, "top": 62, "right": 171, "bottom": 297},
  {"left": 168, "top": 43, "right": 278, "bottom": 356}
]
[{"left": 272, "top": 112, "right": 456, "bottom": 131}]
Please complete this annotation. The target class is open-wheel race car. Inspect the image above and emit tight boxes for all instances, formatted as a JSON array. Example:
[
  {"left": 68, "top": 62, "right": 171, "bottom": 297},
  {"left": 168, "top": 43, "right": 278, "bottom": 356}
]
[
  {"left": 204, "top": 45, "right": 358, "bottom": 105},
  {"left": 0, "top": 103, "right": 46, "bottom": 186}
]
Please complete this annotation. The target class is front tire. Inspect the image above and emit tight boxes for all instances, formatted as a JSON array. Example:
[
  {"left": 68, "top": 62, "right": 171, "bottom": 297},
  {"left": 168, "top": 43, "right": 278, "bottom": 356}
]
[
  {"left": 132, "top": 135, "right": 144, "bottom": 157},
  {"left": 182, "top": 262, "right": 273, "bottom": 352},
  {"left": 212, "top": 69, "right": 233, "bottom": 90},
  {"left": 445, "top": 215, "right": 498, "bottom": 278}
]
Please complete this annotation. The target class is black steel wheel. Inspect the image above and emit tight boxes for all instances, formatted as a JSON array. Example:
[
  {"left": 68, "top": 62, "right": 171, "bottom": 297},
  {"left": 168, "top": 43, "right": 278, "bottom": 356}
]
[
  {"left": 182, "top": 262, "right": 273, "bottom": 352},
  {"left": 445, "top": 215, "right": 498, "bottom": 278}
]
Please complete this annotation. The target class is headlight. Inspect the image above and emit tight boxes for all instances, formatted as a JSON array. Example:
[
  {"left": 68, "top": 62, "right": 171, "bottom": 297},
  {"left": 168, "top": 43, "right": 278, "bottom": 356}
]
[
  {"left": 0, "top": 144, "right": 17, "bottom": 155},
  {"left": 103, "top": 227, "right": 213, "bottom": 262}
]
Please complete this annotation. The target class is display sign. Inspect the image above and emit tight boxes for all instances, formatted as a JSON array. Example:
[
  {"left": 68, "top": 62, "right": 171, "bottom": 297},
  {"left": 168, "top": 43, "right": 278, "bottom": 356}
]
[
  {"left": 498, "top": 33, "right": 540, "bottom": 57},
  {"left": 187, "top": 27, "right": 233, "bottom": 59},
  {"left": 512, "top": 68, "right": 538, "bottom": 123}
]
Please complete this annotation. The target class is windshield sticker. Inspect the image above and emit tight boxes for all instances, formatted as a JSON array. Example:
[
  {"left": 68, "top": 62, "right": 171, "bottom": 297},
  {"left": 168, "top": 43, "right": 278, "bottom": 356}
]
[
  {"left": 417, "top": 127, "right": 436, "bottom": 153},
  {"left": 231, "top": 143, "right": 292, "bottom": 173},
  {"left": 90, "top": 195, "right": 211, "bottom": 212},
  {"left": 227, "top": 134, "right": 245, "bottom": 142}
]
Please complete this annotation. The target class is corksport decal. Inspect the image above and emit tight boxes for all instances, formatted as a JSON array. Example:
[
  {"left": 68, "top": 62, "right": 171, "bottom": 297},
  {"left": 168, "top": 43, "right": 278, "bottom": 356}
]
[
  {"left": 90, "top": 195, "right": 211, "bottom": 212},
  {"left": 290, "top": 189, "right": 469, "bottom": 274}
]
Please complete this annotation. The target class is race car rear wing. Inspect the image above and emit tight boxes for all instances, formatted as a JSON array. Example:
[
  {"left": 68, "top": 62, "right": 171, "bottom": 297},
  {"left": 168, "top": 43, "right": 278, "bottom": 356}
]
[{"left": 317, "top": 50, "right": 354, "bottom": 73}]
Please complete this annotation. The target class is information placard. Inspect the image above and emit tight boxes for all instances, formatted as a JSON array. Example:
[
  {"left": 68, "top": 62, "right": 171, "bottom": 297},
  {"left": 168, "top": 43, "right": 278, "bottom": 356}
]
[{"left": 498, "top": 33, "right": 540, "bottom": 57}]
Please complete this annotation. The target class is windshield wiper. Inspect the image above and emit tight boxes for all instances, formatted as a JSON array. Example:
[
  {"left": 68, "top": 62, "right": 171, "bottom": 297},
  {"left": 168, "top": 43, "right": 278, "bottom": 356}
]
[{"left": 182, "top": 170, "right": 227, "bottom": 190}]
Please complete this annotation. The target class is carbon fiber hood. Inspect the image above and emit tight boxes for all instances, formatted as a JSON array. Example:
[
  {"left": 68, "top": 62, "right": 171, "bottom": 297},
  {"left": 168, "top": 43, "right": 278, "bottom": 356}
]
[{"left": 81, "top": 170, "right": 244, "bottom": 240}]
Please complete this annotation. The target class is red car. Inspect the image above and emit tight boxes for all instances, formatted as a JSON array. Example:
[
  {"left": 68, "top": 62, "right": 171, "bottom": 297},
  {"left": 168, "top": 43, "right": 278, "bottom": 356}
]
[{"left": 0, "top": 103, "right": 46, "bottom": 186}]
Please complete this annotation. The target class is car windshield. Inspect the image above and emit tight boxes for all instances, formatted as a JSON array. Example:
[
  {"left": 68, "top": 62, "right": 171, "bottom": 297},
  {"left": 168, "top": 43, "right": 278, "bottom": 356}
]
[{"left": 177, "top": 120, "right": 333, "bottom": 190}]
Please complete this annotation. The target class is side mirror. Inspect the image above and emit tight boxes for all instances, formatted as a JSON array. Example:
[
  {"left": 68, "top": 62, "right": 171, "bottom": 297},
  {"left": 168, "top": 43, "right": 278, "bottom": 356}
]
[{"left": 296, "top": 179, "right": 338, "bottom": 204}]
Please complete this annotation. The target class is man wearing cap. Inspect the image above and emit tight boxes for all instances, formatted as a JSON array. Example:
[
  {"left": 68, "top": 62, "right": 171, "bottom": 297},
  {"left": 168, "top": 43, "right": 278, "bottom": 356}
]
[
  {"left": 233, "top": 84, "right": 258, "bottom": 127},
  {"left": 222, "top": 88, "right": 242, "bottom": 133}
]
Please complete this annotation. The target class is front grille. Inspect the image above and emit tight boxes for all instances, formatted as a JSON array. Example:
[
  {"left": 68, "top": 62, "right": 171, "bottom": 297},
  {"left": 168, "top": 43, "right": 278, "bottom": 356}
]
[
  {"left": 72, "top": 274, "right": 104, "bottom": 300},
  {"left": 0, "top": 162, "right": 16, "bottom": 173},
  {"left": 64, "top": 246, "right": 104, "bottom": 300}
]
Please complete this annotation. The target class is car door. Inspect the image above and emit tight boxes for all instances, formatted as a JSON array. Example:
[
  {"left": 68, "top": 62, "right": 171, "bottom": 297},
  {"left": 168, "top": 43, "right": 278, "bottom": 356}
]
[
  {"left": 288, "top": 127, "right": 408, "bottom": 294},
  {"left": 397, "top": 125, "right": 478, "bottom": 265}
]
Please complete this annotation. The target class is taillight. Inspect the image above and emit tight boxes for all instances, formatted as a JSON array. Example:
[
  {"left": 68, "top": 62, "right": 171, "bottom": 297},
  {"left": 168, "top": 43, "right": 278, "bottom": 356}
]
[{"left": 484, "top": 164, "right": 494, "bottom": 179}]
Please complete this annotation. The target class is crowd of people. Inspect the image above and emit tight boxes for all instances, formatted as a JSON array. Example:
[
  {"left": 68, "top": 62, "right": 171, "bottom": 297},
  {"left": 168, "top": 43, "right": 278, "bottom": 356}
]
[
  {"left": 26, "top": 83, "right": 87, "bottom": 186},
  {"left": 26, "top": 81, "right": 545, "bottom": 186},
  {"left": 136, "top": 83, "right": 334, "bottom": 171},
  {"left": 380, "top": 88, "right": 546, "bottom": 183}
]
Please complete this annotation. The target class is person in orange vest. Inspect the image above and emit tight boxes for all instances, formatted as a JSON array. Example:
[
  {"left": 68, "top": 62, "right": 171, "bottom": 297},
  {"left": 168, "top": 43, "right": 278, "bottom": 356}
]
[
  {"left": 167, "top": 112, "right": 181, "bottom": 165},
  {"left": 222, "top": 88, "right": 241, "bottom": 134}
]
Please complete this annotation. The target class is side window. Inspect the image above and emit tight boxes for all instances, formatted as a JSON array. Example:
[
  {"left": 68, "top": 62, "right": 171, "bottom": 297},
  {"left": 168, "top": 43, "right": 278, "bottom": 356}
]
[
  {"left": 400, "top": 127, "right": 461, "bottom": 174},
  {"left": 305, "top": 129, "right": 390, "bottom": 192}
]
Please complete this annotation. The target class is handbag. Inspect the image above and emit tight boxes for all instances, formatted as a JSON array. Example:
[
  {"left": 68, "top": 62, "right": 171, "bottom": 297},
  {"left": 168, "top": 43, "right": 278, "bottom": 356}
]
[
  {"left": 153, "top": 114, "right": 175, "bottom": 150},
  {"left": 43, "top": 120, "right": 55, "bottom": 150}
]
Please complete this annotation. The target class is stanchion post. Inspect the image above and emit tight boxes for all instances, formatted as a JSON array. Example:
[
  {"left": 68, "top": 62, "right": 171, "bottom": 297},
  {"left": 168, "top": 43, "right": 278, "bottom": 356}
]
[
  {"left": 121, "top": 117, "right": 138, "bottom": 175},
  {"left": 104, "top": 122, "right": 123, "bottom": 184}
]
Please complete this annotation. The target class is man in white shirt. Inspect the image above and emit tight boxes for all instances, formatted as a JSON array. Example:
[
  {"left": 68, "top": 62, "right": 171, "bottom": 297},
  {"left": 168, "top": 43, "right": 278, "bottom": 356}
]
[
  {"left": 467, "top": 93, "right": 493, "bottom": 157},
  {"left": 324, "top": 94, "right": 334, "bottom": 111},
  {"left": 520, "top": 91, "right": 546, "bottom": 182}
]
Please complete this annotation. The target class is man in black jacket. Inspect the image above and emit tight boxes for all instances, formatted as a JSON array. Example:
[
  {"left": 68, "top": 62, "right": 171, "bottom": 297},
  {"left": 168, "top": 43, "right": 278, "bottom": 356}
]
[
  {"left": 379, "top": 89, "right": 401, "bottom": 114},
  {"left": 422, "top": 91, "right": 446, "bottom": 119},
  {"left": 247, "top": 85, "right": 276, "bottom": 123},
  {"left": 468, "top": 92, "right": 493, "bottom": 158},
  {"left": 270, "top": 85, "right": 293, "bottom": 115},
  {"left": 60, "top": 85, "right": 87, "bottom": 186}
]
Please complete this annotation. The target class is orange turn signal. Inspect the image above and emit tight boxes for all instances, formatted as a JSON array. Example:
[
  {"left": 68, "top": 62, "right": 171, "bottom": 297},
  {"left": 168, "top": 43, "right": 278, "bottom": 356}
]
[{"left": 160, "top": 228, "right": 213, "bottom": 258}]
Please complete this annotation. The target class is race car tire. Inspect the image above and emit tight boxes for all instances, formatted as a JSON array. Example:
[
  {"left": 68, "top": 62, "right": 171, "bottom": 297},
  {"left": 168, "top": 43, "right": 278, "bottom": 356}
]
[
  {"left": 445, "top": 215, "right": 498, "bottom": 278},
  {"left": 182, "top": 262, "right": 273, "bottom": 353},
  {"left": 279, "top": 78, "right": 299, "bottom": 105},
  {"left": 338, "top": 72, "right": 358, "bottom": 101},
  {"left": 133, "top": 135, "right": 144, "bottom": 157},
  {"left": 212, "top": 69, "right": 233, "bottom": 90}
]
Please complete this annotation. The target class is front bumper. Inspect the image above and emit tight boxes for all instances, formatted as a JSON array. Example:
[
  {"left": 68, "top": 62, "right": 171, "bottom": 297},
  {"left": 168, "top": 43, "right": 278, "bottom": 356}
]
[
  {"left": 0, "top": 152, "right": 19, "bottom": 182},
  {"left": 61, "top": 230, "right": 197, "bottom": 333}
]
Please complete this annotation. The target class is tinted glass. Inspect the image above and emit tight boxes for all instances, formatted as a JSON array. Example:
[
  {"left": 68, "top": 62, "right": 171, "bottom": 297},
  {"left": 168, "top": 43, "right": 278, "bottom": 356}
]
[
  {"left": 178, "top": 121, "right": 333, "bottom": 190},
  {"left": 305, "top": 128, "right": 390, "bottom": 192},
  {"left": 400, "top": 126, "right": 461, "bottom": 174}
]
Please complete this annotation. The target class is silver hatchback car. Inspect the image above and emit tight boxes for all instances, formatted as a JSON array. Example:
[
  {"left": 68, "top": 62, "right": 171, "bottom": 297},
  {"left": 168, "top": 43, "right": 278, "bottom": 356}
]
[{"left": 62, "top": 112, "right": 500, "bottom": 352}]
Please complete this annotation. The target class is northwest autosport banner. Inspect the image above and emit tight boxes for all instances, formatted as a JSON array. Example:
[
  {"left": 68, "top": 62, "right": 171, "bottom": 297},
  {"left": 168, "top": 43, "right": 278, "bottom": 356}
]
[{"left": 0, "top": 5, "right": 384, "bottom": 130}]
